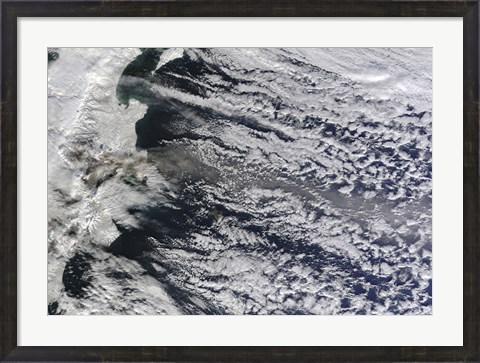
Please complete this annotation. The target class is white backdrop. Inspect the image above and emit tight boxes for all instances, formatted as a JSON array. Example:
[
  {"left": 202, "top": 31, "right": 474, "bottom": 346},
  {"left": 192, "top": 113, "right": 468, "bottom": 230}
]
[{"left": 18, "top": 17, "right": 463, "bottom": 346}]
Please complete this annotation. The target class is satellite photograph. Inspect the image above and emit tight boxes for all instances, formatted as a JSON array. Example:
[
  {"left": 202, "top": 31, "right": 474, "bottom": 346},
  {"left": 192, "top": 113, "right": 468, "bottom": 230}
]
[{"left": 48, "top": 48, "right": 432, "bottom": 315}]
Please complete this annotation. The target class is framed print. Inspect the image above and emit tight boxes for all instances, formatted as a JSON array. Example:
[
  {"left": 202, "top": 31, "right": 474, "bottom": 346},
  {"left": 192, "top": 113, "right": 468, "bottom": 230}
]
[{"left": 1, "top": 1, "right": 479, "bottom": 362}]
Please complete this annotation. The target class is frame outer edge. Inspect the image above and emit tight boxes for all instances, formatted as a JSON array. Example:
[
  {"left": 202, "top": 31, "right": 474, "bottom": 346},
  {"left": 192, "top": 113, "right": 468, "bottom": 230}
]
[
  {"left": 463, "top": 1, "right": 480, "bottom": 361},
  {"left": 1, "top": 1, "right": 479, "bottom": 362},
  {"left": 1, "top": 1, "right": 18, "bottom": 361}
]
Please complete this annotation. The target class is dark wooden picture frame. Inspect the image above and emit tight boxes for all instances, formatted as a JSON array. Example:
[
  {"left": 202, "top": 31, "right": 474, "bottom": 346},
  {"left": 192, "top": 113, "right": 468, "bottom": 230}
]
[{"left": 1, "top": 1, "right": 478, "bottom": 362}]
